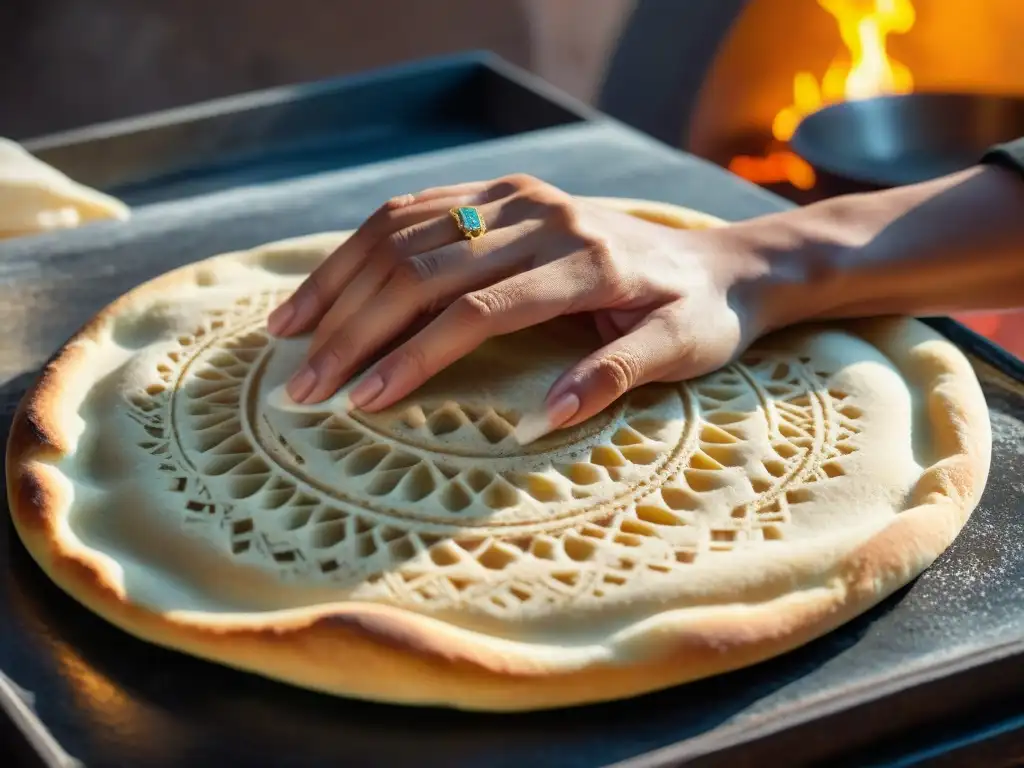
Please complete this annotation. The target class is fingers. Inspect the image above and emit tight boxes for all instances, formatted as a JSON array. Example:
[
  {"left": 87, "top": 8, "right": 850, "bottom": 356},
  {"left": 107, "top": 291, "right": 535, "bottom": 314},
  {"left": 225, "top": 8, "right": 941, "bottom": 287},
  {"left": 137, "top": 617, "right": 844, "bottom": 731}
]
[
  {"left": 268, "top": 188, "right": 486, "bottom": 337},
  {"left": 278, "top": 173, "right": 581, "bottom": 405},
  {"left": 268, "top": 176, "right": 544, "bottom": 338},
  {"left": 290, "top": 228, "right": 536, "bottom": 403},
  {"left": 535, "top": 309, "right": 692, "bottom": 433},
  {"left": 330, "top": 256, "right": 609, "bottom": 410},
  {"left": 413, "top": 181, "right": 491, "bottom": 202},
  {"left": 304, "top": 195, "right": 542, "bottom": 355},
  {"left": 306, "top": 254, "right": 397, "bottom": 355}
]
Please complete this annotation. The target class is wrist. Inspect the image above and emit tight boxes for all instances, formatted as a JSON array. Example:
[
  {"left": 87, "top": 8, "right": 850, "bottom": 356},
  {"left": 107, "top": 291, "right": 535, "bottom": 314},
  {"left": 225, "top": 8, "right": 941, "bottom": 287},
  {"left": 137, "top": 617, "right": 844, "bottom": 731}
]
[
  {"left": 721, "top": 203, "right": 853, "bottom": 336},
  {"left": 708, "top": 163, "right": 1024, "bottom": 339}
]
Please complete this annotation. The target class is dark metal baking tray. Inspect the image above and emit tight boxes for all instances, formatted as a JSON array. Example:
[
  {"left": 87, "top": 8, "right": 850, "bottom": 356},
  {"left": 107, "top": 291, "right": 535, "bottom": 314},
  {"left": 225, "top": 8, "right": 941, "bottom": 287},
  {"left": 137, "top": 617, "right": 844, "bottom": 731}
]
[
  {"left": 20, "top": 52, "right": 595, "bottom": 208},
  {"left": 2, "top": 109, "right": 1023, "bottom": 766}
]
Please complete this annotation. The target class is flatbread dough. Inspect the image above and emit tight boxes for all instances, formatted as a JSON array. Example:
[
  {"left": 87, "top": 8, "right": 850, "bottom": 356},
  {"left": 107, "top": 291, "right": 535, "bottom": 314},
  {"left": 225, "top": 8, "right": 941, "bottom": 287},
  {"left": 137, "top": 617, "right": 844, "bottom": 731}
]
[
  {"left": 0, "top": 137, "right": 129, "bottom": 240},
  {"left": 6, "top": 198, "right": 991, "bottom": 711}
]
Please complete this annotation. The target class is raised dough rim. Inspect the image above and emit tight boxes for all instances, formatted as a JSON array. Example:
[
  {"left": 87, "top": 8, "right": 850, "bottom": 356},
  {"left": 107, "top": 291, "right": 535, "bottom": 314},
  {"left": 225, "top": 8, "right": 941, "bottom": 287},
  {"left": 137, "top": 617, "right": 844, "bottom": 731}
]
[{"left": 5, "top": 197, "right": 991, "bottom": 711}]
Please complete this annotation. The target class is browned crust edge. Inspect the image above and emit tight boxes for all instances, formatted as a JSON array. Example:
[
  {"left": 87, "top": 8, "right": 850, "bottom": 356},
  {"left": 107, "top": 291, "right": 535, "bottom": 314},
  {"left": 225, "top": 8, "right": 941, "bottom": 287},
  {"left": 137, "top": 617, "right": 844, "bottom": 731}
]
[{"left": 5, "top": 201, "right": 991, "bottom": 711}]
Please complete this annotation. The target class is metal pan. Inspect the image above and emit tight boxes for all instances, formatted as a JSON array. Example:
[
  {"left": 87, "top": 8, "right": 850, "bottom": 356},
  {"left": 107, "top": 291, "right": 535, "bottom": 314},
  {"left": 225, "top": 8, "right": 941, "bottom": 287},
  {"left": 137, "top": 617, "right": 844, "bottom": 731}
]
[{"left": 790, "top": 92, "right": 1024, "bottom": 194}]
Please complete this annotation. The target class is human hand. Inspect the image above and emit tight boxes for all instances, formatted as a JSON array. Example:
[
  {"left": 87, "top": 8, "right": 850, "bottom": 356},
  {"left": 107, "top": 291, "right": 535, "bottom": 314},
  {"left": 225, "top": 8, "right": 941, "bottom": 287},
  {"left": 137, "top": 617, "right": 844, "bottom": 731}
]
[{"left": 268, "top": 175, "right": 782, "bottom": 438}]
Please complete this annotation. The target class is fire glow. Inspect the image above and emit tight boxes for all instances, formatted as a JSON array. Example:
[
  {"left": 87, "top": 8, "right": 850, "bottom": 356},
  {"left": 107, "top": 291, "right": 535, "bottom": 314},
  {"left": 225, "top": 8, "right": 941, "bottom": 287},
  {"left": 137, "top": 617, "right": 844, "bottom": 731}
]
[{"left": 729, "top": 0, "right": 916, "bottom": 189}]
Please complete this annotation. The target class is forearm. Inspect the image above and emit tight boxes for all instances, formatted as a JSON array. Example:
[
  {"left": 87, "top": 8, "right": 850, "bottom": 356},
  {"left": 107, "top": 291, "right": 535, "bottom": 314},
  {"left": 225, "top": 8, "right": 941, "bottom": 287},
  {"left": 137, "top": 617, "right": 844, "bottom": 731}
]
[{"left": 740, "top": 164, "right": 1024, "bottom": 329}]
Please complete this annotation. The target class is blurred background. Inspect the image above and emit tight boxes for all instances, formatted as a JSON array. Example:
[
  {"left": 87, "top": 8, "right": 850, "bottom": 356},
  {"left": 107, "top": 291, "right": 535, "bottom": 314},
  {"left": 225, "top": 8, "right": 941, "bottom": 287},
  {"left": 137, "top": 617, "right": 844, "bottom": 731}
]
[
  {"left": 0, "top": 0, "right": 633, "bottom": 139},
  {"left": 2, "top": 0, "right": 1022, "bottom": 353}
]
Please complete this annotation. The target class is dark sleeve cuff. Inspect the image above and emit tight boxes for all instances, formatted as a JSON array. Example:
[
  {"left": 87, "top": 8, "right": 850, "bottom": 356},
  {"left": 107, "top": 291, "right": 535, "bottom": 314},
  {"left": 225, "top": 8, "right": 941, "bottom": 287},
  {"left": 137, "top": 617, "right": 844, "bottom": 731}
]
[{"left": 981, "top": 136, "right": 1024, "bottom": 179}]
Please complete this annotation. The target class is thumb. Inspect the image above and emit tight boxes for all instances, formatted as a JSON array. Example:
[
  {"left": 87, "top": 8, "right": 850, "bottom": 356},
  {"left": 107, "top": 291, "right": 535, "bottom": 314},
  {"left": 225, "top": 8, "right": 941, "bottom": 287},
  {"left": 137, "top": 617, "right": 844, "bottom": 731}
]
[{"left": 514, "top": 312, "right": 690, "bottom": 444}]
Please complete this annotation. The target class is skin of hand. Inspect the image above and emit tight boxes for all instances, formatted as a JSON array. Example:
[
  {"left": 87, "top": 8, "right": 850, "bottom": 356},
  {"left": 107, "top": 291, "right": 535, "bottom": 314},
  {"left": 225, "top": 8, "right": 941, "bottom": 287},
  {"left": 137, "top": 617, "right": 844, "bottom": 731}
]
[
  {"left": 268, "top": 165, "right": 1024, "bottom": 434},
  {"left": 740, "top": 163, "right": 1024, "bottom": 323},
  {"left": 267, "top": 174, "right": 776, "bottom": 433}
]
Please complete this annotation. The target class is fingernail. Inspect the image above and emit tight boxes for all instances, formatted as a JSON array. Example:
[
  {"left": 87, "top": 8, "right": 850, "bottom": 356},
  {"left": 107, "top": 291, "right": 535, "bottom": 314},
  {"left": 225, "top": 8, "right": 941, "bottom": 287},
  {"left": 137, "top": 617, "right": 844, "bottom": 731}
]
[
  {"left": 287, "top": 365, "right": 317, "bottom": 403},
  {"left": 267, "top": 302, "right": 295, "bottom": 336},
  {"left": 349, "top": 372, "right": 384, "bottom": 409},
  {"left": 514, "top": 392, "right": 580, "bottom": 446}
]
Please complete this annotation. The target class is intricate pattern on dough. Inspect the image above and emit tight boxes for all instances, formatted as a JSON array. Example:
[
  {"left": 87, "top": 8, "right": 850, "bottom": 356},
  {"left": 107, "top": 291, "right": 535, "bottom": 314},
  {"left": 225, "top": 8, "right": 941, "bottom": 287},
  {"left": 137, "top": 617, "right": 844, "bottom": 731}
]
[
  {"left": 124, "top": 290, "right": 866, "bottom": 617},
  {"left": 7, "top": 200, "right": 989, "bottom": 711}
]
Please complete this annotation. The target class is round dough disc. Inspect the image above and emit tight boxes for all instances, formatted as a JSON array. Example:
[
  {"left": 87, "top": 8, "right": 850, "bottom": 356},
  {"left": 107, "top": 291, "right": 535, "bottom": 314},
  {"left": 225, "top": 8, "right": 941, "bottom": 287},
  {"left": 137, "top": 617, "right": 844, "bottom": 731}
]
[{"left": 6, "top": 198, "right": 991, "bottom": 711}]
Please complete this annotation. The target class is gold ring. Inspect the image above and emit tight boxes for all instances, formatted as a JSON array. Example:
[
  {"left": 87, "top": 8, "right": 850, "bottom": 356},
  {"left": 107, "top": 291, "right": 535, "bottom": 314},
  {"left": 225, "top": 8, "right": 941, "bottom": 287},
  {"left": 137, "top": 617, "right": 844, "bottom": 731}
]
[{"left": 450, "top": 206, "right": 487, "bottom": 240}]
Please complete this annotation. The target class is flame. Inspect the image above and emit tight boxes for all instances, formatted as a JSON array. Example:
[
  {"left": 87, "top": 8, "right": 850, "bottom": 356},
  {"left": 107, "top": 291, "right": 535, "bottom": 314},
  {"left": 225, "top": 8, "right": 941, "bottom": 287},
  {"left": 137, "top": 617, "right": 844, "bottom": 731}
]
[{"left": 729, "top": 0, "right": 916, "bottom": 189}]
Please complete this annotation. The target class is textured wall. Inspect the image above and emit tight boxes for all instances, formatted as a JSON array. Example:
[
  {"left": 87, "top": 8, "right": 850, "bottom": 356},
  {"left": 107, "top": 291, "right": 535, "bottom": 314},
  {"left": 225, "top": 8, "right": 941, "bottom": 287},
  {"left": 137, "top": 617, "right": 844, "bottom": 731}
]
[{"left": 0, "top": 0, "right": 634, "bottom": 139}]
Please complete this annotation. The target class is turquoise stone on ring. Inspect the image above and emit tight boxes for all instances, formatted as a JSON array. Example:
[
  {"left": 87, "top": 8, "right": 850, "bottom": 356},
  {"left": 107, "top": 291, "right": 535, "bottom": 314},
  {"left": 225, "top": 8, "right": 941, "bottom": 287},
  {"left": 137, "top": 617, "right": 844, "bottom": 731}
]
[{"left": 450, "top": 206, "right": 487, "bottom": 239}]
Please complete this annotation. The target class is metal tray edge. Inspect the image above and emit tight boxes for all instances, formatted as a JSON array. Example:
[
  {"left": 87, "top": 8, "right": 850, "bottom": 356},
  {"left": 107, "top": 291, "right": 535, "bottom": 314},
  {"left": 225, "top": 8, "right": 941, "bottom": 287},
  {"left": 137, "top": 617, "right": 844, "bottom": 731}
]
[
  {"left": 616, "top": 634, "right": 1024, "bottom": 767},
  {"left": 19, "top": 51, "right": 600, "bottom": 153},
  {"left": 0, "top": 672, "right": 79, "bottom": 768}
]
